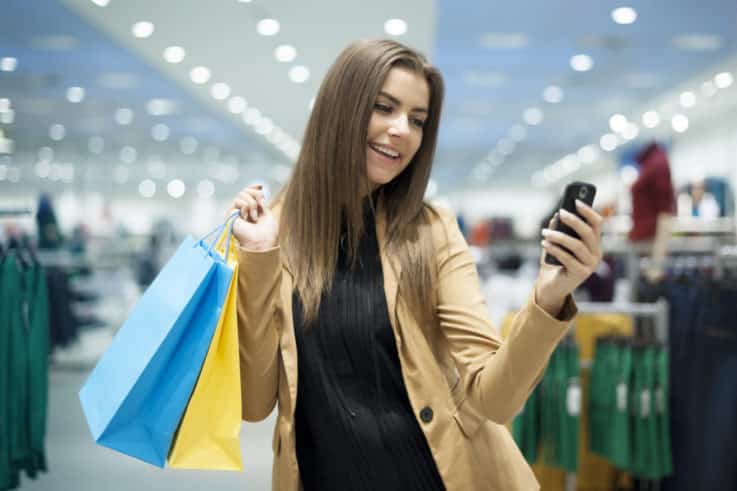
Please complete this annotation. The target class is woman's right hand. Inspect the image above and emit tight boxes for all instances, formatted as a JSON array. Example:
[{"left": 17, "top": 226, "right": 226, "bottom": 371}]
[{"left": 229, "top": 184, "right": 279, "bottom": 251}]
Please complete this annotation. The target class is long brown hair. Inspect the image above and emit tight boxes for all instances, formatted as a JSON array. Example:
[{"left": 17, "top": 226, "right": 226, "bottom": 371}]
[{"left": 277, "top": 39, "right": 445, "bottom": 327}]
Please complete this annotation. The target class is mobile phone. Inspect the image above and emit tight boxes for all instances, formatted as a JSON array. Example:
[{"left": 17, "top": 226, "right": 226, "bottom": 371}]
[{"left": 544, "top": 181, "right": 597, "bottom": 266}]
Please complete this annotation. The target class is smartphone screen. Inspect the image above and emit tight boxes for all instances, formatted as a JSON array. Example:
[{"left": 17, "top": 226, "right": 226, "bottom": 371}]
[{"left": 545, "top": 181, "right": 597, "bottom": 266}]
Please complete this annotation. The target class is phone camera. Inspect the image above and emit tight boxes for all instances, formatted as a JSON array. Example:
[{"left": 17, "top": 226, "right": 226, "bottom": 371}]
[{"left": 578, "top": 187, "right": 589, "bottom": 199}]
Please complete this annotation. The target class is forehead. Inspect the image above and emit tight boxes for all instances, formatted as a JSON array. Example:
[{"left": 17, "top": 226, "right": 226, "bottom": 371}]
[{"left": 380, "top": 67, "right": 429, "bottom": 109}]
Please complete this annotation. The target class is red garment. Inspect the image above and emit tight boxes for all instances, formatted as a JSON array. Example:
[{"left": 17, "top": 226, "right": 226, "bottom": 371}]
[{"left": 629, "top": 143, "right": 676, "bottom": 241}]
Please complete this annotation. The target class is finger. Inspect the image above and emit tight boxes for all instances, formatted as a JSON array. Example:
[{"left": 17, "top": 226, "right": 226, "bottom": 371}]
[
  {"left": 239, "top": 190, "right": 265, "bottom": 214},
  {"left": 558, "top": 209, "right": 597, "bottom": 255},
  {"left": 542, "top": 228, "right": 597, "bottom": 268},
  {"left": 541, "top": 240, "right": 590, "bottom": 277},
  {"left": 234, "top": 196, "right": 259, "bottom": 221},
  {"left": 575, "top": 200, "right": 604, "bottom": 234}
]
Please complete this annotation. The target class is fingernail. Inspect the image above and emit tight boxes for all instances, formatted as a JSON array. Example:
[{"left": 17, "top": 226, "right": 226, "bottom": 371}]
[
  {"left": 575, "top": 199, "right": 586, "bottom": 208},
  {"left": 560, "top": 209, "right": 572, "bottom": 218},
  {"left": 542, "top": 228, "right": 551, "bottom": 237},
  {"left": 541, "top": 240, "right": 550, "bottom": 247},
  {"left": 251, "top": 209, "right": 257, "bottom": 221}
]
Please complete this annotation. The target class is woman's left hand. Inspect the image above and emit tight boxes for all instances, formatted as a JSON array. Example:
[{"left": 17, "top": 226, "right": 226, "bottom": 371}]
[{"left": 535, "top": 200, "right": 604, "bottom": 317}]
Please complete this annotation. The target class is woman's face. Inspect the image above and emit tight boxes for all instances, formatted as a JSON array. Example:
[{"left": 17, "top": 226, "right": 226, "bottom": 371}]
[{"left": 366, "top": 67, "right": 429, "bottom": 190}]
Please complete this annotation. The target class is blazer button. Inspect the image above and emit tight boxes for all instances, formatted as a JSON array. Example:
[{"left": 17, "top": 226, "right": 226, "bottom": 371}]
[{"left": 419, "top": 406, "right": 433, "bottom": 423}]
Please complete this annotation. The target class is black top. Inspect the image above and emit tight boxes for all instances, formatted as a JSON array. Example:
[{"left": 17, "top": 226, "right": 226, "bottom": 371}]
[{"left": 293, "top": 201, "right": 446, "bottom": 491}]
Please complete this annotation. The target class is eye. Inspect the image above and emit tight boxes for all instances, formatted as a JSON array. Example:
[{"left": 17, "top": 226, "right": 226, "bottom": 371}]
[
  {"left": 374, "top": 103, "right": 392, "bottom": 113},
  {"left": 412, "top": 118, "right": 426, "bottom": 129}
]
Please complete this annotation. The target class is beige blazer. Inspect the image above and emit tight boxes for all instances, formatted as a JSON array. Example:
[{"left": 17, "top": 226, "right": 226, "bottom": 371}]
[{"left": 236, "top": 201, "right": 577, "bottom": 490}]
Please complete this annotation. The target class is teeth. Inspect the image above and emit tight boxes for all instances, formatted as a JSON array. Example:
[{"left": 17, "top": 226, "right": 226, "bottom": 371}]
[{"left": 370, "top": 143, "right": 399, "bottom": 158}]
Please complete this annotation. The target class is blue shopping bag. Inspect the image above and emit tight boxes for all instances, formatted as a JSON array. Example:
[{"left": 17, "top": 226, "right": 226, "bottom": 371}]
[{"left": 79, "top": 215, "right": 238, "bottom": 467}]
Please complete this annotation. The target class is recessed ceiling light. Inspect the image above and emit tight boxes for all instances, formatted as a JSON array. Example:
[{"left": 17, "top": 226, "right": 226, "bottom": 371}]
[
  {"left": 671, "top": 114, "right": 689, "bottom": 133},
  {"left": 0, "top": 57, "right": 18, "bottom": 72},
  {"left": 243, "top": 107, "right": 261, "bottom": 125},
  {"left": 114, "top": 108, "right": 134, "bottom": 125},
  {"left": 197, "top": 179, "right": 215, "bottom": 198},
  {"left": 523, "top": 107, "right": 543, "bottom": 125},
  {"left": 151, "top": 123, "right": 170, "bottom": 142},
  {"left": 120, "top": 146, "right": 137, "bottom": 163},
  {"left": 384, "top": 18, "right": 408, "bottom": 36},
  {"left": 609, "top": 114, "right": 628, "bottom": 133},
  {"left": 622, "top": 123, "right": 639, "bottom": 140},
  {"left": 578, "top": 145, "right": 599, "bottom": 164},
  {"left": 167, "top": 179, "right": 186, "bottom": 199},
  {"left": 255, "top": 117, "right": 274, "bottom": 135},
  {"left": 211, "top": 83, "right": 231, "bottom": 100},
  {"left": 0, "top": 99, "right": 9, "bottom": 112},
  {"left": 237, "top": 0, "right": 252, "bottom": 3},
  {"left": 275, "top": 45, "right": 297, "bottom": 63},
  {"left": 289, "top": 65, "right": 310, "bottom": 83},
  {"left": 66, "top": 86, "right": 85, "bottom": 103},
  {"left": 49, "top": 124, "right": 65, "bottom": 141},
  {"left": 257, "top": 18, "right": 280, "bottom": 36},
  {"left": 190, "top": 66, "right": 211, "bottom": 84},
  {"left": 132, "top": 21, "right": 155, "bottom": 39},
  {"left": 91, "top": 0, "right": 110, "bottom": 6},
  {"left": 611, "top": 7, "right": 637, "bottom": 25},
  {"left": 600, "top": 133, "right": 618, "bottom": 152},
  {"left": 139, "top": 179, "right": 156, "bottom": 198},
  {"left": 146, "top": 98, "right": 178, "bottom": 116},
  {"left": 714, "top": 72, "right": 734, "bottom": 89},
  {"left": 88, "top": 136, "right": 104, "bottom": 154},
  {"left": 701, "top": 81, "right": 717, "bottom": 97},
  {"left": 180, "top": 137, "right": 198, "bottom": 155},
  {"left": 0, "top": 110, "right": 14, "bottom": 125},
  {"left": 642, "top": 110, "right": 660, "bottom": 128},
  {"left": 163, "top": 46, "right": 185, "bottom": 63},
  {"left": 38, "top": 146, "right": 54, "bottom": 163},
  {"left": 542, "top": 85, "right": 563, "bottom": 103},
  {"left": 227, "top": 96, "right": 247, "bottom": 114},
  {"left": 479, "top": 33, "right": 528, "bottom": 49},
  {"left": 679, "top": 91, "right": 696, "bottom": 108},
  {"left": 570, "top": 54, "right": 593, "bottom": 72}
]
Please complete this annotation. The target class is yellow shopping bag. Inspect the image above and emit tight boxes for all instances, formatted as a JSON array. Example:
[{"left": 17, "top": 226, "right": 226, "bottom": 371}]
[{"left": 168, "top": 219, "right": 243, "bottom": 470}]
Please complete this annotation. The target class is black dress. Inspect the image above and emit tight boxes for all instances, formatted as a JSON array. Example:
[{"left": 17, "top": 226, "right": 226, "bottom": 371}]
[{"left": 293, "top": 203, "right": 446, "bottom": 491}]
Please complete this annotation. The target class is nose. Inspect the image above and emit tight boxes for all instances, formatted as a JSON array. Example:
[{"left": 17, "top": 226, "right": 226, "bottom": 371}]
[{"left": 388, "top": 114, "right": 411, "bottom": 137}]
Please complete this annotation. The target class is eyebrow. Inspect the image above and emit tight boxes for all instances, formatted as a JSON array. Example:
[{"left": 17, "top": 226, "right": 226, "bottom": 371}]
[{"left": 378, "top": 91, "right": 428, "bottom": 115}]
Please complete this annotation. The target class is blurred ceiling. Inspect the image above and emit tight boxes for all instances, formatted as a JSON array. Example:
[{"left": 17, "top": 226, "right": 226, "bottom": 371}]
[{"left": 0, "top": 0, "right": 736, "bottom": 199}]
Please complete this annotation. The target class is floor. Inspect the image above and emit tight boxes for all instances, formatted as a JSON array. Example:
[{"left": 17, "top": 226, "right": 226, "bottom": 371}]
[{"left": 18, "top": 368, "right": 275, "bottom": 491}]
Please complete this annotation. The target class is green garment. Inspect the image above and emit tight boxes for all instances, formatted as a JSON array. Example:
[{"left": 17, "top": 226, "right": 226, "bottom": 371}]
[
  {"left": 512, "top": 383, "right": 540, "bottom": 463},
  {"left": 26, "top": 264, "right": 49, "bottom": 476},
  {"left": 559, "top": 344, "right": 580, "bottom": 472},
  {"left": 587, "top": 339, "right": 608, "bottom": 457},
  {"left": 610, "top": 343, "right": 632, "bottom": 470},
  {"left": 654, "top": 348, "right": 673, "bottom": 479}
]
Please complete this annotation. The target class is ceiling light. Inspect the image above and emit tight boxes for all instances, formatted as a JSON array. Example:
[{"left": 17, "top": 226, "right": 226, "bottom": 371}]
[
  {"left": 151, "top": 123, "right": 170, "bottom": 141},
  {"left": 509, "top": 124, "right": 527, "bottom": 142},
  {"left": 66, "top": 86, "right": 85, "bottom": 103},
  {"left": 642, "top": 110, "right": 660, "bottom": 128},
  {"left": 180, "top": 137, "right": 198, "bottom": 154},
  {"left": 132, "top": 21, "right": 155, "bottom": 39},
  {"left": 91, "top": 0, "right": 110, "bottom": 6},
  {"left": 611, "top": 7, "right": 637, "bottom": 25},
  {"left": 238, "top": 0, "right": 252, "bottom": 2},
  {"left": 0, "top": 99, "right": 9, "bottom": 112},
  {"left": 146, "top": 98, "right": 177, "bottom": 116},
  {"left": 289, "top": 65, "right": 310, "bottom": 83},
  {"left": 120, "top": 146, "right": 137, "bottom": 163},
  {"left": 147, "top": 157, "right": 166, "bottom": 179},
  {"left": 167, "top": 179, "right": 186, "bottom": 199},
  {"left": 197, "top": 179, "right": 215, "bottom": 198},
  {"left": 578, "top": 145, "right": 599, "bottom": 164},
  {"left": 570, "top": 54, "right": 594, "bottom": 72},
  {"left": 211, "top": 82, "right": 231, "bottom": 100},
  {"left": 609, "top": 114, "right": 628, "bottom": 133},
  {"left": 227, "top": 96, "right": 247, "bottom": 114},
  {"left": 139, "top": 179, "right": 156, "bottom": 198},
  {"left": 542, "top": 85, "right": 563, "bottom": 103},
  {"left": 88, "top": 136, "right": 104, "bottom": 154},
  {"left": 49, "top": 124, "right": 65, "bottom": 141},
  {"left": 35, "top": 161, "right": 51, "bottom": 178},
  {"left": 701, "top": 81, "right": 717, "bottom": 97},
  {"left": 114, "top": 107, "right": 134, "bottom": 125},
  {"left": 38, "top": 146, "right": 54, "bottom": 162},
  {"left": 384, "top": 18, "right": 408, "bottom": 36},
  {"left": 255, "top": 117, "right": 274, "bottom": 135},
  {"left": 672, "top": 114, "right": 689, "bottom": 133},
  {"left": 163, "top": 46, "right": 186, "bottom": 63},
  {"left": 190, "top": 66, "right": 211, "bottom": 84},
  {"left": 523, "top": 107, "right": 543, "bottom": 125},
  {"left": 600, "top": 133, "right": 618, "bottom": 152},
  {"left": 622, "top": 122, "right": 639, "bottom": 140},
  {"left": 243, "top": 107, "right": 261, "bottom": 125},
  {"left": 714, "top": 72, "right": 734, "bottom": 89},
  {"left": 679, "top": 91, "right": 696, "bottom": 108},
  {"left": 0, "top": 57, "right": 18, "bottom": 72},
  {"left": 0, "top": 110, "right": 14, "bottom": 125},
  {"left": 620, "top": 165, "right": 639, "bottom": 186},
  {"left": 275, "top": 45, "right": 297, "bottom": 63},
  {"left": 257, "top": 18, "right": 280, "bottom": 36}
]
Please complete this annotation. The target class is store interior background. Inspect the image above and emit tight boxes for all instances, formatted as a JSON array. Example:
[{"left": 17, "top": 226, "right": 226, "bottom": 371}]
[{"left": 1, "top": 0, "right": 736, "bottom": 490}]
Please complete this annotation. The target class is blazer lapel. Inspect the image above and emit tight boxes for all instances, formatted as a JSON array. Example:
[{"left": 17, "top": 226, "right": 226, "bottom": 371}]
[{"left": 376, "top": 200, "right": 402, "bottom": 342}]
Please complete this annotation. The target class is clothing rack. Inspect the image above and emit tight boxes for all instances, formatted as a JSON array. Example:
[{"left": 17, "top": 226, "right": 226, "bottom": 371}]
[{"left": 0, "top": 207, "right": 32, "bottom": 217}]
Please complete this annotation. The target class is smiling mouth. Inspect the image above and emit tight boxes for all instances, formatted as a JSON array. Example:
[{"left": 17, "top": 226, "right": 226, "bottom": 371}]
[{"left": 368, "top": 142, "right": 401, "bottom": 160}]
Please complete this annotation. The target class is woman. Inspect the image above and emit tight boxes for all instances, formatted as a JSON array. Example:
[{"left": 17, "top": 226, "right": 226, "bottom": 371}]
[{"left": 229, "top": 39, "right": 602, "bottom": 490}]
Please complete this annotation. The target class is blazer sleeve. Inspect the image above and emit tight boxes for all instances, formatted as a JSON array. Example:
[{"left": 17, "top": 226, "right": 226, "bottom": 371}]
[
  {"left": 432, "top": 206, "right": 577, "bottom": 424},
  {"left": 237, "top": 245, "right": 282, "bottom": 421}
]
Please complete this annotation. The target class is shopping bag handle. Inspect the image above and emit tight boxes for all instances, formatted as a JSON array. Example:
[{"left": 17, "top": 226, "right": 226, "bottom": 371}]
[{"left": 199, "top": 210, "right": 240, "bottom": 258}]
